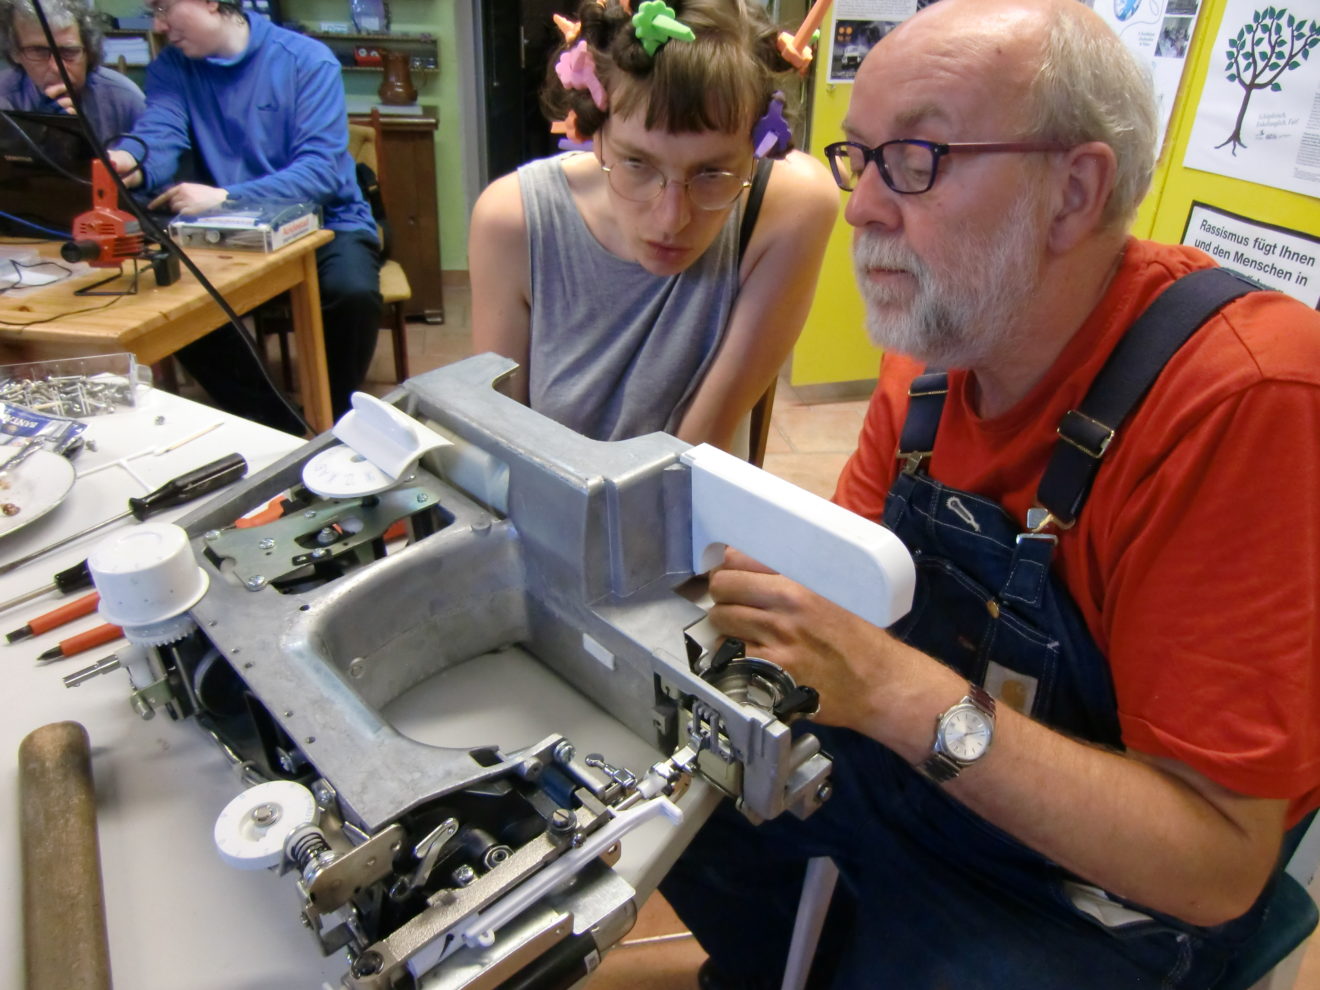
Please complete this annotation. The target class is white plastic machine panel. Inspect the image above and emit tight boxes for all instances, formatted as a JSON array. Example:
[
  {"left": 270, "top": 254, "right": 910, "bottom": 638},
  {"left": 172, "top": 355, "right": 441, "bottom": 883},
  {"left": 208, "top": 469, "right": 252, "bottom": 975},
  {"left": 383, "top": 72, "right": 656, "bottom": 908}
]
[{"left": 683, "top": 444, "right": 915, "bottom": 628}]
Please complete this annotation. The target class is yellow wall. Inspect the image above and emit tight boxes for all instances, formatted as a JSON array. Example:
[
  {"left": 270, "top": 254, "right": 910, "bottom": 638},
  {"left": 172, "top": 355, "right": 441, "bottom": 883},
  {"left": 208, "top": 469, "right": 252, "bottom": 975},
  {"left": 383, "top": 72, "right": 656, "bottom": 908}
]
[
  {"left": 791, "top": 0, "right": 1315, "bottom": 386},
  {"left": 792, "top": 71, "right": 877, "bottom": 387}
]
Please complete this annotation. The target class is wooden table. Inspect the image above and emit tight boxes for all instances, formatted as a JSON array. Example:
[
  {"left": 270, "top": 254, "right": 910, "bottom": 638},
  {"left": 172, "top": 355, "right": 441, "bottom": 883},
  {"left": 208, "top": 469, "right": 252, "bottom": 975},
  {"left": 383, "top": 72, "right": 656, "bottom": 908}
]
[{"left": 0, "top": 229, "right": 335, "bottom": 432}]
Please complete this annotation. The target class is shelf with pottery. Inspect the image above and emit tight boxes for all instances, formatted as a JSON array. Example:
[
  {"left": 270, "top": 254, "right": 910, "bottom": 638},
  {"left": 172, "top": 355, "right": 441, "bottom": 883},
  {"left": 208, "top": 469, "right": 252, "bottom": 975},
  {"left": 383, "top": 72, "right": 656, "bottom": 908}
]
[{"left": 298, "top": 30, "right": 438, "bottom": 72}]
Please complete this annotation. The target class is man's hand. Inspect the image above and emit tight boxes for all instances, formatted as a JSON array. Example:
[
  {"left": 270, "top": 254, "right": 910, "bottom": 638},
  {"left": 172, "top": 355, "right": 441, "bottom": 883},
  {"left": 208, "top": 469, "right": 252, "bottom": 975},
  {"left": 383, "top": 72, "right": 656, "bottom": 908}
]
[
  {"left": 148, "top": 183, "right": 229, "bottom": 216},
  {"left": 707, "top": 548, "right": 924, "bottom": 734},
  {"left": 707, "top": 551, "right": 1289, "bottom": 927},
  {"left": 42, "top": 82, "right": 74, "bottom": 114},
  {"left": 107, "top": 149, "right": 143, "bottom": 189}
]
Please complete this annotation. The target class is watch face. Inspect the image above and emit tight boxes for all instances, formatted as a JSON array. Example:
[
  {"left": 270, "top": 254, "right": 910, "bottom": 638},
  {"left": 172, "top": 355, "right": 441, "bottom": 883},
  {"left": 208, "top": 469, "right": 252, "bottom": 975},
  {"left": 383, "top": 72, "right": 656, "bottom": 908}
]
[{"left": 941, "top": 708, "right": 992, "bottom": 761}]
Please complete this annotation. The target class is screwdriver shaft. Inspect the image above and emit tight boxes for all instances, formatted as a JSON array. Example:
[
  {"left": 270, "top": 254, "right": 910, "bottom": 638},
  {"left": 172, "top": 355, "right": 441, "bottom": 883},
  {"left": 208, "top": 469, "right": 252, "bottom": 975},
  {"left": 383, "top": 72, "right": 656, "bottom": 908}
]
[
  {"left": 0, "top": 453, "right": 247, "bottom": 579},
  {"left": 0, "top": 583, "right": 56, "bottom": 615},
  {"left": 0, "top": 512, "right": 128, "bottom": 579},
  {"left": 0, "top": 560, "right": 94, "bottom": 615}
]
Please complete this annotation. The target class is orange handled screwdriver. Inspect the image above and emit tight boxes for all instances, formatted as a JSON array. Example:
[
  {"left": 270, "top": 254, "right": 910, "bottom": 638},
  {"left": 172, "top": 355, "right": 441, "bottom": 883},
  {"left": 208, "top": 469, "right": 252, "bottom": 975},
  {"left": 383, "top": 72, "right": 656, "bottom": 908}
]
[
  {"left": 6, "top": 591, "right": 100, "bottom": 644},
  {"left": 35, "top": 623, "right": 123, "bottom": 664}
]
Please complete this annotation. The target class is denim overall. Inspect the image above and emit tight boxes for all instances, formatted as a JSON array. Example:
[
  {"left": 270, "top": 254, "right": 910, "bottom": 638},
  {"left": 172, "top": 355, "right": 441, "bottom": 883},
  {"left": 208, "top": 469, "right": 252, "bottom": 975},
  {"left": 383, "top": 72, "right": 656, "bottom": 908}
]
[{"left": 662, "top": 269, "right": 1272, "bottom": 988}]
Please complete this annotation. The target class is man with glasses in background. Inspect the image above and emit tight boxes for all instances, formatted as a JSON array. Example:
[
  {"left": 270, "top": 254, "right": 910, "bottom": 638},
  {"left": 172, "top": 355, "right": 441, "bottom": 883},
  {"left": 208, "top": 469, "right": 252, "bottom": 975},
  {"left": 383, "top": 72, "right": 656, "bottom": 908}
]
[
  {"left": 661, "top": 0, "right": 1320, "bottom": 987},
  {"left": 0, "top": 0, "right": 143, "bottom": 139}
]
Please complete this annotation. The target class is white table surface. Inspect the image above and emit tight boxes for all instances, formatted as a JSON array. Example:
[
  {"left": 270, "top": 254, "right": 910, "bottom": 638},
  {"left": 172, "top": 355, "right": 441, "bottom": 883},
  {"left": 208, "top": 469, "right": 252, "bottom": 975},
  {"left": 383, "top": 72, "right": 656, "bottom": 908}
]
[{"left": 0, "top": 388, "right": 715, "bottom": 990}]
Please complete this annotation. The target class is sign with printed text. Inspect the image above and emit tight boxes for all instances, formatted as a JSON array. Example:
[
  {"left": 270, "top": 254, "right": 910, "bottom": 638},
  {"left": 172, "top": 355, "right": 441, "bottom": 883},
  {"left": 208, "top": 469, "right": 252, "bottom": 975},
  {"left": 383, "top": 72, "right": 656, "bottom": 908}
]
[{"left": 1181, "top": 202, "right": 1320, "bottom": 308}]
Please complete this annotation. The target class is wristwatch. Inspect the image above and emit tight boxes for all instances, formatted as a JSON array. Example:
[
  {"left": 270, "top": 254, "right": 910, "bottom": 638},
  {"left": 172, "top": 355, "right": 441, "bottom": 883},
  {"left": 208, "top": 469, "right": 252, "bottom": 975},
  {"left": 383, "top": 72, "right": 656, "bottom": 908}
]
[{"left": 916, "top": 684, "right": 996, "bottom": 783}]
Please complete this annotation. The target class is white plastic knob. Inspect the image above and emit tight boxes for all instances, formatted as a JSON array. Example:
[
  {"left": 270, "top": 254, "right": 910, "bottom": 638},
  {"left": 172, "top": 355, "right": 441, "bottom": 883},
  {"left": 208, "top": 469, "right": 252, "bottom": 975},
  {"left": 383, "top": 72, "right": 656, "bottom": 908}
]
[
  {"left": 213, "top": 780, "right": 318, "bottom": 871},
  {"left": 89, "top": 522, "right": 209, "bottom": 627}
]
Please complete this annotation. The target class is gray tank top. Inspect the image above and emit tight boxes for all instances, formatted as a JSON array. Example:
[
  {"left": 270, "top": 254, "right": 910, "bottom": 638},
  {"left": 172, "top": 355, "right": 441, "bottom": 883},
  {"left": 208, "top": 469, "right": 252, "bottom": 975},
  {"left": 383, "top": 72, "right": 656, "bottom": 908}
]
[{"left": 518, "top": 153, "right": 742, "bottom": 441}]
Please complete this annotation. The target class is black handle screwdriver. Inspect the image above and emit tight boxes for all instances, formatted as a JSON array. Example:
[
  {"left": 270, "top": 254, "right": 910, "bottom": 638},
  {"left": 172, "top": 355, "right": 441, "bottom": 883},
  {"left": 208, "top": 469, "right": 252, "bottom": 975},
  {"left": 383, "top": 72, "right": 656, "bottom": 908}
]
[
  {"left": 0, "top": 453, "right": 248, "bottom": 579},
  {"left": 0, "top": 559, "right": 94, "bottom": 615}
]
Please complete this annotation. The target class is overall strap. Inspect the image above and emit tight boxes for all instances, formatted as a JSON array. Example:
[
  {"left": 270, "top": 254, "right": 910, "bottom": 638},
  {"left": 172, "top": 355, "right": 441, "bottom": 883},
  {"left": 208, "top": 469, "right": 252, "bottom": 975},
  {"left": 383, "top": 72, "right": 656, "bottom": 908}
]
[
  {"left": 738, "top": 157, "right": 774, "bottom": 261},
  {"left": 896, "top": 371, "right": 949, "bottom": 473},
  {"left": 1035, "top": 266, "right": 1259, "bottom": 528}
]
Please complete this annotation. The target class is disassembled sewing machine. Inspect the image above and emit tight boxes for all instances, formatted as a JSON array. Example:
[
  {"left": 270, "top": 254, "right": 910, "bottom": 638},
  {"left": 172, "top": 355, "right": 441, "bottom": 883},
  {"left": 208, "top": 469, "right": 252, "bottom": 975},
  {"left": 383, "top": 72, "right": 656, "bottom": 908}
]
[{"left": 80, "top": 354, "right": 914, "bottom": 989}]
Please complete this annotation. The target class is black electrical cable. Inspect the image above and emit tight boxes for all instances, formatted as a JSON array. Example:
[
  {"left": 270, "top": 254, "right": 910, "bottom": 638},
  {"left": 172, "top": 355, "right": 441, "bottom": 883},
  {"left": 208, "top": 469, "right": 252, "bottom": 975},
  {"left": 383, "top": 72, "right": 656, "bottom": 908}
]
[{"left": 25, "top": 0, "right": 312, "bottom": 436}]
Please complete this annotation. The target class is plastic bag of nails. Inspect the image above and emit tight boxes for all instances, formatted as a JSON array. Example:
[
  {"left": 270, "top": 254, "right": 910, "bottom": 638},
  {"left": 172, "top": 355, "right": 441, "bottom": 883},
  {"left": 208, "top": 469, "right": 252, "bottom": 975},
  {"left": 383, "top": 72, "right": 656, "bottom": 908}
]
[
  {"left": 0, "top": 352, "right": 152, "bottom": 418},
  {"left": 0, "top": 402, "right": 87, "bottom": 455}
]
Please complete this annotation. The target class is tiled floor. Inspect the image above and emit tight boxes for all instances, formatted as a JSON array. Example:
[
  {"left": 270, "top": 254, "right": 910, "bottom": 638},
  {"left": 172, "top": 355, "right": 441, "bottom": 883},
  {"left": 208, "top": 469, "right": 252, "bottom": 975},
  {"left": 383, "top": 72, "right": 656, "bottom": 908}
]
[{"left": 264, "top": 285, "right": 1319, "bottom": 988}]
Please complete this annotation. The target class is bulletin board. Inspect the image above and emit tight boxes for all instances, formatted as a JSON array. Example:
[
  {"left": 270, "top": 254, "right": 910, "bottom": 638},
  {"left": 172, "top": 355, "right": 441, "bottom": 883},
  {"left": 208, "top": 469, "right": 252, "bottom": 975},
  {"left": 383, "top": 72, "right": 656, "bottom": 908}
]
[{"left": 790, "top": 0, "right": 1320, "bottom": 388}]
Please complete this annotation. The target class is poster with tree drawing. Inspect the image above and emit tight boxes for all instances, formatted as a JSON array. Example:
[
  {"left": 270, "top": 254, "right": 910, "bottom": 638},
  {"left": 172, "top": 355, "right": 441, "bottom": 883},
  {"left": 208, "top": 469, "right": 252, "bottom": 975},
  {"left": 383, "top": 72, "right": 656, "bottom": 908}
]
[
  {"left": 1184, "top": 0, "right": 1320, "bottom": 197},
  {"left": 1217, "top": 8, "right": 1320, "bottom": 153}
]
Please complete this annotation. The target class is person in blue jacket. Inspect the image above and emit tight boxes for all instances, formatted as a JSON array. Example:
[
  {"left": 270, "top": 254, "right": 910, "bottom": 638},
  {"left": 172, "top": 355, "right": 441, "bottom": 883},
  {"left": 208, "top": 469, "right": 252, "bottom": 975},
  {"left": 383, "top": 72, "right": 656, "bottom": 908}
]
[
  {"left": 108, "top": 0, "right": 381, "bottom": 433},
  {"left": 0, "top": 0, "right": 144, "bottom": 140}
]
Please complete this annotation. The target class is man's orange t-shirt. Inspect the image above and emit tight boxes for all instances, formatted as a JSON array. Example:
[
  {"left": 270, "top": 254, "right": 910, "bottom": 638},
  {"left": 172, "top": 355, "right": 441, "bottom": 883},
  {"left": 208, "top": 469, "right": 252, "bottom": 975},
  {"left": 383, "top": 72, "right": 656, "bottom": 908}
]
[{"left": 834, "top": 238, "right": 1320, "bottom": 827}]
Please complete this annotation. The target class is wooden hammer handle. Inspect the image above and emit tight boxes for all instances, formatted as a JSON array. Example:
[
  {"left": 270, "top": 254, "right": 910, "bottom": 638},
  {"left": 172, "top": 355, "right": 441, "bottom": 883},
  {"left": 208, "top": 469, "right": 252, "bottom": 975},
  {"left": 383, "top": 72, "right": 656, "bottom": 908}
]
[{"left": 18, "top": 721, "right": 112, "bottom": 990}]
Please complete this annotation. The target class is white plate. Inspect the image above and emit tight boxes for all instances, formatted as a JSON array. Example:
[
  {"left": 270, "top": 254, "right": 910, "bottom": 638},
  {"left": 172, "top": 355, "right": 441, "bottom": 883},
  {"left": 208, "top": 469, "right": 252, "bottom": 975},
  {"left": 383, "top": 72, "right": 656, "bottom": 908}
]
[{"left": 0, "top": 449, "right": 77, "bottom": 538}]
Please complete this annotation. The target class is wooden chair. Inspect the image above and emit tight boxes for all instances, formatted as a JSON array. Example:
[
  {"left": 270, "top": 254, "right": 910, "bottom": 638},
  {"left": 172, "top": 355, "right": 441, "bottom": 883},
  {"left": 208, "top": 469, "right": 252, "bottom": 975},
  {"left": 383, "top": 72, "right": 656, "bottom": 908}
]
[{"left": 348, "top": 112, "right": 412, "bottom": 382}]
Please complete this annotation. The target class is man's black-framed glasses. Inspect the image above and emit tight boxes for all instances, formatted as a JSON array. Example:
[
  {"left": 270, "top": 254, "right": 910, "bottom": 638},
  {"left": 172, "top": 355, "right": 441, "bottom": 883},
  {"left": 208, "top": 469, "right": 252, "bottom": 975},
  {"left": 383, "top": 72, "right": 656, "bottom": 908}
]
[
  {"left": 15, "top": 44, "right": 86, "bottom": 64},
  {"left": 824, "top": 138, "right": 1067, "bottom": 195}
]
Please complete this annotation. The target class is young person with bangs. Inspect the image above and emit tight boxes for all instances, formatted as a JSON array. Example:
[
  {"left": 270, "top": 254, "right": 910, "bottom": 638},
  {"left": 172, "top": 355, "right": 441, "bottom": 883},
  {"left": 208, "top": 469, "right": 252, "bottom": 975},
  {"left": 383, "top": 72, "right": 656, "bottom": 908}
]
[{"left": 469, "top": 0, "right": 838, "bottom": 451}]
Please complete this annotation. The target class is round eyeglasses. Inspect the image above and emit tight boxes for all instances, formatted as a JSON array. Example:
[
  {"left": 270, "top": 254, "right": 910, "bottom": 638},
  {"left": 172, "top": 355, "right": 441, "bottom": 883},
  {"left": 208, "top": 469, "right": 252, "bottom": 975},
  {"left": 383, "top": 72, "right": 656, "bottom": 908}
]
[
  {"left": 598, "top": 135, "right": 753, "bottom": 212},
  {"left": 16, "top": 44, "right": 86, "bottom": 64},
  {"left": 824, "top": 138, "right": 1068, "bottom": 195}
]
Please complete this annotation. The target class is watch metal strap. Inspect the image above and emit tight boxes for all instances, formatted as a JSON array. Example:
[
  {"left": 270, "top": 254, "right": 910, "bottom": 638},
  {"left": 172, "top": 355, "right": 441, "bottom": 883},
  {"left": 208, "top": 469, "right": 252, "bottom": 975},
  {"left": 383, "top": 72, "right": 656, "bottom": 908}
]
[{"left": 916, "top": 683, "right": 996, "bottom": 783}]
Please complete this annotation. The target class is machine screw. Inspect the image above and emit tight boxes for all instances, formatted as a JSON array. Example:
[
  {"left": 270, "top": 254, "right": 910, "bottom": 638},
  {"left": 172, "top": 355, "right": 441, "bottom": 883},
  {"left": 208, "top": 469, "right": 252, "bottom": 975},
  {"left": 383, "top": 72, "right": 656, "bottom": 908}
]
[
  {"left": 277, "top": 749, "right": 301, "bottom": 774},
  {"left": 310, "top": 548, "right": 328, "bottom": 559},
  {"left": 552, "top": 741, "right": 575, "bottom": 765},
  {"left": 416, "top": 493, "right": 429, "bottom": 503},
  {"left": 245, "top": 575, "right": 267, "bottom": 591},
  {"left": 816, "top": 782, "right": 833, "bottom": 804},
  {"left": 304, "top": 510, "right": 317, "bottom": 518},
  {"left": 257, "top": 538, "right": 275, "bottom": 550},
  {"left": 153, "top": 415, "right": 166, "bottom": 425},
  {"left": 250, "top": 803, "right": 280, "bottom": 828},
  {"left": 348, "top": 657, "right": 367, "bottom": 679},
  {"left": 548, "top": 809, "right": 576, "bottom": 833},
  {"left": 452, "top": 864, "right": 477, "bottom": 887},
  {"left": 203, "top": 529, "right": 222, "bottom": 543},
  {"left": 351, "top": 951, "right": 384, "bottom": 977}
]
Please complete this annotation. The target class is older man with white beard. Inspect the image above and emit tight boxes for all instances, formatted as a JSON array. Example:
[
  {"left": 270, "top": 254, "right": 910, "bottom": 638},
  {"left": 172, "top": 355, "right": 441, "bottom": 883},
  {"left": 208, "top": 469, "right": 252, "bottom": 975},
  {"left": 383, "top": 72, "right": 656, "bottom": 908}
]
[{"left": 659, "top": 0, "right": 1320, "bottom": 987}]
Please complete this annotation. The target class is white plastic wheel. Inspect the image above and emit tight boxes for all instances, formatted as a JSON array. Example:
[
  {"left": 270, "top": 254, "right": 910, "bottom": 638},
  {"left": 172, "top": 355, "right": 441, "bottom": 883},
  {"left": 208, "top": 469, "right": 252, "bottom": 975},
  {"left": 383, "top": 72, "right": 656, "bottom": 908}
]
[{"left": 213, "top": 780, "right": 318, "bottom": 871}]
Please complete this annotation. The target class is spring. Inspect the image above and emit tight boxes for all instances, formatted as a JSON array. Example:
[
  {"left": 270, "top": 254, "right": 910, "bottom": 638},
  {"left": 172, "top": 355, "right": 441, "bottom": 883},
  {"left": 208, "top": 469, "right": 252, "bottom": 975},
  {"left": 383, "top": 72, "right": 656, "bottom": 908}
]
[{"left": 286, "top": 826, "right": 330, "bottom": 869}]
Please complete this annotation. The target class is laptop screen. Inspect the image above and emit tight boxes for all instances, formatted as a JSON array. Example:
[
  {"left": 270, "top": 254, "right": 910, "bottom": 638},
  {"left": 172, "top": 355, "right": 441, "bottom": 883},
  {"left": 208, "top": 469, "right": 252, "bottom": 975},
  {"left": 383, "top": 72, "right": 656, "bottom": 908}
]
[{"left": 0, "top": 109, "right": 95, "bottom": 239}]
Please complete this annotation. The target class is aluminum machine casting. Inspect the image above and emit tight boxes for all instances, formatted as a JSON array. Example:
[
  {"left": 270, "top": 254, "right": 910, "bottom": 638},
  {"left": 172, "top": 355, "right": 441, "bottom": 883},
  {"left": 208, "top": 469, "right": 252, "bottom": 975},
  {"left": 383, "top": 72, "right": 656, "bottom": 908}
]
[{"left": 85, "top": 355, "right": 914, "bottom": 989}]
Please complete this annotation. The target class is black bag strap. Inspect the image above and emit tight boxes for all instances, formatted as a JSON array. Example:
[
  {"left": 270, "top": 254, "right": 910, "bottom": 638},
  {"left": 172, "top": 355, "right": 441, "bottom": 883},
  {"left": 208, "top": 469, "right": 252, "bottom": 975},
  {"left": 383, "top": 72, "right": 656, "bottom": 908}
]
[
  {"left": 1035, "top": 266, "right": 1259, "bottom": 527},
  {"left": 355, "top": 161, "right": 391, "bottom": 260},
  {"left": 738, "top": 157, "right": 774, "bottom": 261}
]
